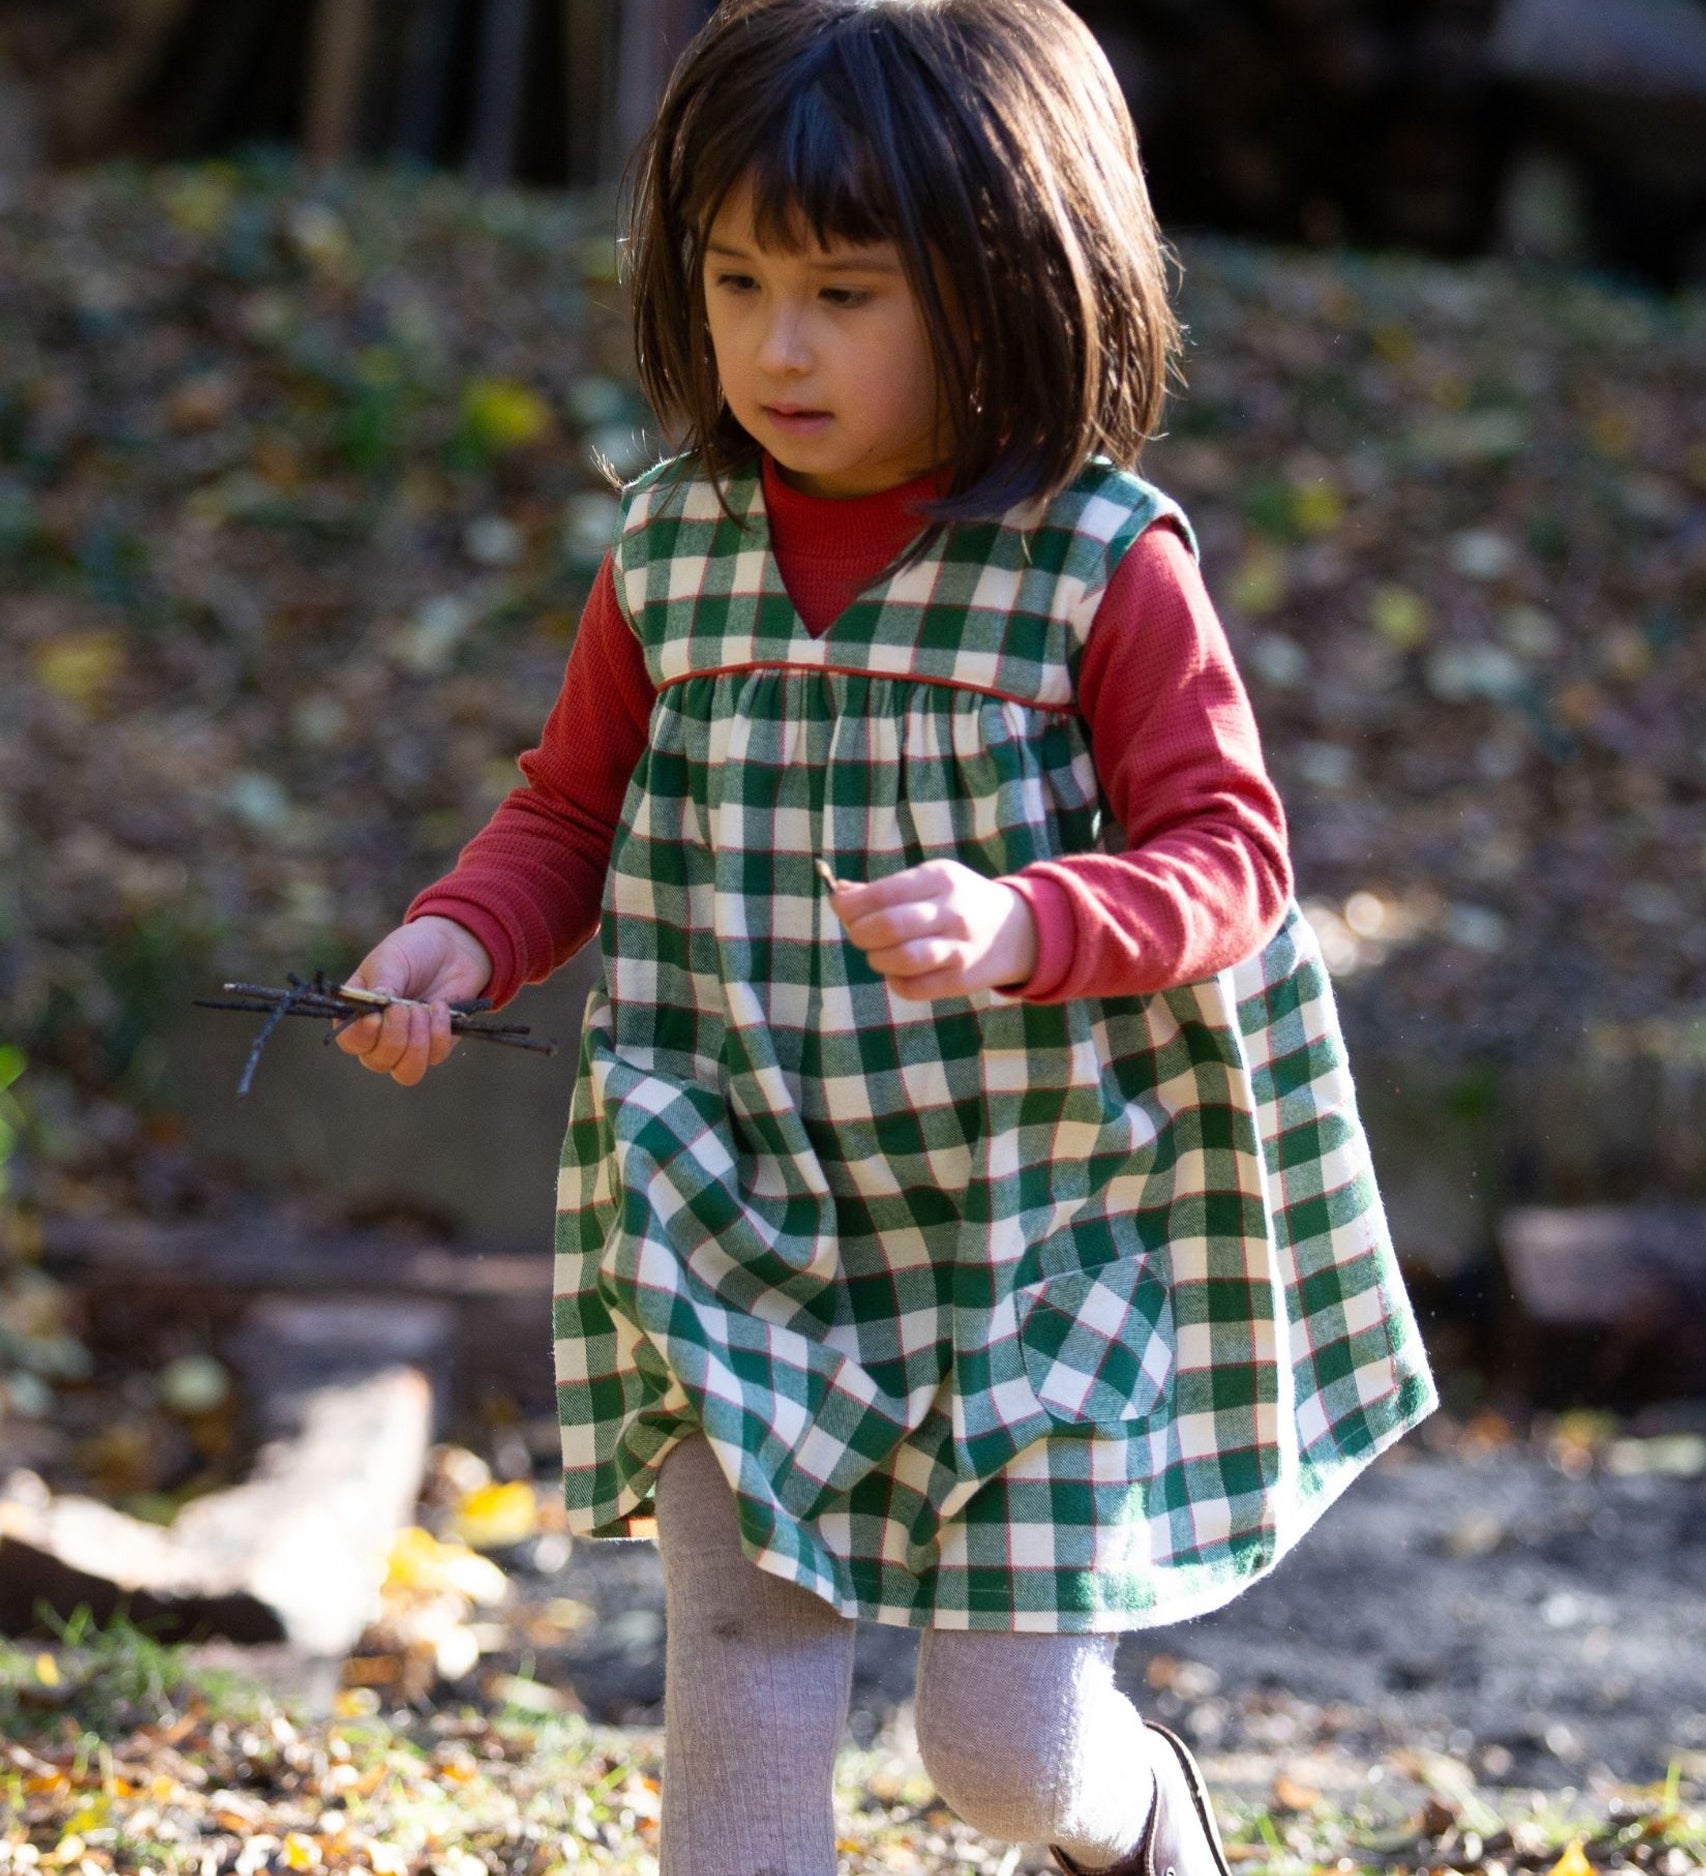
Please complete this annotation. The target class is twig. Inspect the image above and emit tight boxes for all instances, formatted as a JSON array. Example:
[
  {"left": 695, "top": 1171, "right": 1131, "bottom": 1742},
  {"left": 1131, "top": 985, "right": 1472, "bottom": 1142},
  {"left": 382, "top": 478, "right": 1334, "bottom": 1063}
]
[
  {"left": 194, "top": 970, "right": 558, "bottom": 1095},
  {"left": 814, "top": 857, "right": 857, "bottom": 893},
  {"left": 234, "top": 980, "right": 306, "bottom": 1097}
]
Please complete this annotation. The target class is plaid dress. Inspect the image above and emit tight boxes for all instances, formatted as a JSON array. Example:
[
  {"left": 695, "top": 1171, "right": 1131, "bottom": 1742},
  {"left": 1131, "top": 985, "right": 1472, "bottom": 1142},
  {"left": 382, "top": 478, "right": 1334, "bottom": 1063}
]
[{"left": 553, "top": 455, "right": 1436, "bottom": 1631}]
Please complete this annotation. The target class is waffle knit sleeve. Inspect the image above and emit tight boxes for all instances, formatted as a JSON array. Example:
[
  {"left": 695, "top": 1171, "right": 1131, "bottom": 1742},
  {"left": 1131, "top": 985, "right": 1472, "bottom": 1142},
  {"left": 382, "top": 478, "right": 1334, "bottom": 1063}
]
[{"left": 1004, "top": 520, "right": 1292, "bottom": 1001}]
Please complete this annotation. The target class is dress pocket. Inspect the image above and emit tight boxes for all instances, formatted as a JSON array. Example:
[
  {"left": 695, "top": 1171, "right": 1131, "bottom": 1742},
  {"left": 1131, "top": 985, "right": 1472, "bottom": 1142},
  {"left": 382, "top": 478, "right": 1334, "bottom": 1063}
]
[{"left": 1015, "top": 1259, "right": 1173, "bottom": 1428}]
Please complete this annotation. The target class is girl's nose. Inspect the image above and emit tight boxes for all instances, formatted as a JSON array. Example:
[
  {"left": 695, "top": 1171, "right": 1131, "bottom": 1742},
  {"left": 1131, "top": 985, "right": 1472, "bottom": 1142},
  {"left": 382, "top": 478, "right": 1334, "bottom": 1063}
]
[{"left": 756, "top": 304, "right": 811, "bottom": 376}]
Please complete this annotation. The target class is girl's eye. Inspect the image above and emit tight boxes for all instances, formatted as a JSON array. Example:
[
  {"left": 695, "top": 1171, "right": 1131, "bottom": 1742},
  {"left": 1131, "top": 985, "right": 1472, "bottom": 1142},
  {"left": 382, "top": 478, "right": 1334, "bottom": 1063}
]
[
  {"left": 821, "top": 286, "right": 871, "bottom": 308},
  {"left": 712, "top": 271, "right": 757, "bottom": 293}
]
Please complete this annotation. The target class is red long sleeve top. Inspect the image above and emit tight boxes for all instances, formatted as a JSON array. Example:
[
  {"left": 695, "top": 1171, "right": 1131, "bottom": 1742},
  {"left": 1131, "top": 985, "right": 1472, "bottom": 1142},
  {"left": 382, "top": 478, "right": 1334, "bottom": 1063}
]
[{"left": 408, "top": 458, "right": 1291, "bottom": 1007}]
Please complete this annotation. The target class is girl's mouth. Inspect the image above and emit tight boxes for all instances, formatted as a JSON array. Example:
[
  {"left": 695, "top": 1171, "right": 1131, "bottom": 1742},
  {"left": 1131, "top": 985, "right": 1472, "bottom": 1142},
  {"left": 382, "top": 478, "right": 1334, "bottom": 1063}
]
[{"left": 763, "top": 405, "right": 833, "bottom": 435}]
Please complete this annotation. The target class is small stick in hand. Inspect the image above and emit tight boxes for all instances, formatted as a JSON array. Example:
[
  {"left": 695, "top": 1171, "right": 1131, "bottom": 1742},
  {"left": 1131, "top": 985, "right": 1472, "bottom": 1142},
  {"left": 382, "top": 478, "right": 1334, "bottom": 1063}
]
[
  {"left": 194, "top": 970, "right": 557, "bottom": 1096},
  {"left": 814, "top": 857, "right": 855, "bottom": 894}
]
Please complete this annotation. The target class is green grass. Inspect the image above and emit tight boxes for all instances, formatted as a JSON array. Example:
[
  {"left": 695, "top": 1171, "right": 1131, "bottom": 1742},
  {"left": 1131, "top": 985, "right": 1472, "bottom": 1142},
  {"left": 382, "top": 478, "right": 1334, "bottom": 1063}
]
[{"left": 0, "top": 1606, "right": 265, "bottom": 1740}]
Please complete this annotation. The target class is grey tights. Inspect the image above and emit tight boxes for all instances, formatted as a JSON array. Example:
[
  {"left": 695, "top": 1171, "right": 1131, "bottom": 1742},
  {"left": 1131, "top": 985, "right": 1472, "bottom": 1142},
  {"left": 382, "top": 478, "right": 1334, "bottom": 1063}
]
[{"left": 655, "top": 1435, "right": 1156, "bottom": 1876}]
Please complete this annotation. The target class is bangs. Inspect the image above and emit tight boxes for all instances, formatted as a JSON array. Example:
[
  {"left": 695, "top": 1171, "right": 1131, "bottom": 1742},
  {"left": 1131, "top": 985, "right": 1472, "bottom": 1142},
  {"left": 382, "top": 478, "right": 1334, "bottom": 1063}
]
[
  {"left": 710, "top": 83, "right": 898, "bottom": 256},
  {"left": 671, "top": 33, "right": 923, "bottom": 259},
  {"left": 627, "top": 0, "right": 1184, "bottom": 524}
]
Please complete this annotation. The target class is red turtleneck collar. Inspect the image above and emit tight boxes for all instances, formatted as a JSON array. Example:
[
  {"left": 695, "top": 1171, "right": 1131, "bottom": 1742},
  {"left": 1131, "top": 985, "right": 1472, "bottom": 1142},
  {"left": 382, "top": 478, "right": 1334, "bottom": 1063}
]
[{"left": 760, "top": 455, "right": 951, "bottom": 637}]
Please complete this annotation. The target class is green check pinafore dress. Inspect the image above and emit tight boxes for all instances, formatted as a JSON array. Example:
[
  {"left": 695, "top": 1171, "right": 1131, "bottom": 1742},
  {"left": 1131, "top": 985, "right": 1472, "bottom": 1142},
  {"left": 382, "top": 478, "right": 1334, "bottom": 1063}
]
[{"left": 553, "top": 455, "right": 1436, "bottom": 1631}]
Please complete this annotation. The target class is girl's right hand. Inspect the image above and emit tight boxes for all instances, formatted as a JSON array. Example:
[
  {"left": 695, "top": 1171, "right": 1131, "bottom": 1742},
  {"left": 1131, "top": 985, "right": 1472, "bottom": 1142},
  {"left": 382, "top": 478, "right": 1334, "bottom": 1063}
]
[{"left": 333, "top": 915, "right": 494, "bottom": 1087}]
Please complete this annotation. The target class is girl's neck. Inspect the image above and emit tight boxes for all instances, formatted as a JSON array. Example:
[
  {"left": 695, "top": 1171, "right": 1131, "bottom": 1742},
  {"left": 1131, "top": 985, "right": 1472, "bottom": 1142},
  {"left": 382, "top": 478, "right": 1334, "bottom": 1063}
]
[{"left": 761, "top": 453, "right": 949, "bottom": 536}]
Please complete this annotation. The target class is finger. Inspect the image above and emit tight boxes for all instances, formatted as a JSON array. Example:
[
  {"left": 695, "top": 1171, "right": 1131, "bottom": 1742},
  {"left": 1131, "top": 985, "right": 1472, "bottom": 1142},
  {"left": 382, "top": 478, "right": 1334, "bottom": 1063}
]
[
  {"left": 866, "top": 936, "right": 961, "bottom": 979},
  {"left": 399, "top": 1000, "right": 438, "bottom": 1085},
  {"left": 357, "top": 999, "right": 414, "bottom": 1076},
  {"left": 843, "top": 899, "right": 941, "bottom": 952},
  {"left": 335, "top": 952, "right": 399, "bottom": 1056},
  {"left": 884, "top": 963, "right": 968, "bottom": 1002},
  {"left": 333, "top": 1009, "right": 384, "bottom": 1057},
  {"left": 832, "top": 864, "right": 945, "bottom": 920},
  {"left": 426, "top": 1000, "right": 458, "bottom": 1068}
]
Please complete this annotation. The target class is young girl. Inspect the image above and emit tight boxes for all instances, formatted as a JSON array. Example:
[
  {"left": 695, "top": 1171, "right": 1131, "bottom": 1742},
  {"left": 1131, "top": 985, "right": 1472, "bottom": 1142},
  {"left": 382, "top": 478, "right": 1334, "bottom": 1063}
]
[{"left": 339, "top": 1, "right": 1437, "bottom": 1869}]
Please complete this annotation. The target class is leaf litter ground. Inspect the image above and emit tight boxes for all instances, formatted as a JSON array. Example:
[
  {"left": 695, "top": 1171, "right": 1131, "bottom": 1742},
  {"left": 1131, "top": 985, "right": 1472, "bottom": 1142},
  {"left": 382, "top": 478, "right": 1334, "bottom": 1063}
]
[
  {"left": 1, "top": 1636, "right": 1701, "bottom": 1876},
  {"left": 8, "top": 1410, "right": 1706, "bottom": 1874}
]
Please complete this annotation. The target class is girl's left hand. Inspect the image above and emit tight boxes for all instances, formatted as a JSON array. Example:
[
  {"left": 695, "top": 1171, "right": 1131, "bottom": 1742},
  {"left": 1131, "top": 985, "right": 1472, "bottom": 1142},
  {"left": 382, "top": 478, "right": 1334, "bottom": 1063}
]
[{"left": 828, "top": 859, "right": 1038, "bottom": 1001}]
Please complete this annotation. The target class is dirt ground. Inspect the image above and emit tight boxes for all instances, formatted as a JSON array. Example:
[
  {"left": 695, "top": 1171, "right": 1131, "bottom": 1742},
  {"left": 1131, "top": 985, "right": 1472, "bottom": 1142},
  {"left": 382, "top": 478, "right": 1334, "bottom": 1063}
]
[{"left": 529, "top": 1432, "right": 1706, "bottom": 1790}]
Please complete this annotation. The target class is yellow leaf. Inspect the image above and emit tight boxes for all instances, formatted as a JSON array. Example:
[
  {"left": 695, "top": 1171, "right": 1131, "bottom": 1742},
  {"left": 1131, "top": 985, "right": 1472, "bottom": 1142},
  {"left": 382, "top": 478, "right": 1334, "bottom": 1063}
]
[
  {"left": 385, "top": 1525, "right": 509, "bottom": 1605},
  {"left": 1228, "top": 543, "right": 1288, "bottom": 616},
  {"left": 1547, "top": 1838, "right": 1594, "bottom": 1876},
  {"left": 162, "top": 169, "right": 236, "bottom": 237},
  {"left": 462, "top": 378, "right": 551, "bottom": 452},
  {"left": 451, "top": 1479, "right": 539, "bottom": 1551},
  {"left": 35, "top": 1651, "right": 60, "bottom": 1686},
  {"left": 30, "top": 633, "right": 126, "bottom": 709},
  {"left": 1291, "top": 478, "right": 1343, "bottom": 536},
  {"left": 386, "top": 1524, "right": 453, "bottom": 1591},
  {"left": 1370, "top": 584, "right": 1430, "bottom": 650},
  {"left": 280, "top": 1833, "right": 322, "bottom": 1870}
]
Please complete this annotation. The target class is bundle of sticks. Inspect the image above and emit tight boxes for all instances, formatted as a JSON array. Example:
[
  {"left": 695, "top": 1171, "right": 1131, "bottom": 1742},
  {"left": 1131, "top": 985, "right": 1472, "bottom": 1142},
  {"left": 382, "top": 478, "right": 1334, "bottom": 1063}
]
[{"left": 195, "top": 972, "right": 557, "bottom": 1096}]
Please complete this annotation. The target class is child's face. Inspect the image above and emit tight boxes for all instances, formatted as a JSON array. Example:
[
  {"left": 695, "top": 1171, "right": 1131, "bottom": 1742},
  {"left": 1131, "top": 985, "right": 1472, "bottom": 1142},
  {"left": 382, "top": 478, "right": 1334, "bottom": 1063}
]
[{"left": 702, "top": 174, "right": 949, "bottom": 498}]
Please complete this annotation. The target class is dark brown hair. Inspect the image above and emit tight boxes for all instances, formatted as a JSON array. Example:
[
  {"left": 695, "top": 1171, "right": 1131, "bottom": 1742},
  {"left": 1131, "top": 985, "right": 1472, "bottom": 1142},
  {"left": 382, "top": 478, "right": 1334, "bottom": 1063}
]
[{"left": 624, "top": 0, "right": 1184, "bottom": 521}]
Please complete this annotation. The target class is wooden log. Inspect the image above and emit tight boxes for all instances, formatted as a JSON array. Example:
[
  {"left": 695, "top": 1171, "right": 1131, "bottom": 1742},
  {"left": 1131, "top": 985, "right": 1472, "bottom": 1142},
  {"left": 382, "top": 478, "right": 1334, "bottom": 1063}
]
[
  {"left": 0, "top": 1299, "right": 448, "bottom": 1655},
  {"left": 304, "top": 0, "right": 379, "bottom": 168}
]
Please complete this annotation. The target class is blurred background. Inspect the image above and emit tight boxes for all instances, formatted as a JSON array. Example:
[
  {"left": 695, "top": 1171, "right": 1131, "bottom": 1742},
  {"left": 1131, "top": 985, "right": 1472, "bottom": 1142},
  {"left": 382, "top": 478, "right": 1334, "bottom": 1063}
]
[
  {"left": 3, "top": 0, "right": 1706, "bottom": 281},
  {"left": 1, "top": 0, "right": 1705, "bottom": 1770}
]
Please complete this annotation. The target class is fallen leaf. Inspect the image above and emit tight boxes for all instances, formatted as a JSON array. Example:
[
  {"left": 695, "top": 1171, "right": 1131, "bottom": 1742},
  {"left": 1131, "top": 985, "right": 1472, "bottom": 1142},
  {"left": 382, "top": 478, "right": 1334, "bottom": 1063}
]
[
  {"left": 1370, "top": 583, "right": 1430, "bottom": 649},
  {"left": 1271, "top": 1773, "right": 1321, "bottom": 1813},
  {"left": 29, "top": 633, "right": 126, "bottom": 708},
  {"left": 1547, "top": 1837, "right": 1595, "bottom": 1876},
  {"left": 461, "top": 378, "right": 552, "bottom": 452},
  {"left": 451, "top": 1479, "right": 540, "bottom": 1552}
]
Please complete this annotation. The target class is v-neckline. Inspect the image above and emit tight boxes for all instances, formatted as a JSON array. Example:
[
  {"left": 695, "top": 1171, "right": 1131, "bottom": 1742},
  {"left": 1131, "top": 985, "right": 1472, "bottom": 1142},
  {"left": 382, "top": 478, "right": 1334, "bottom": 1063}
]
[{"left": 754, "top": 457, "right": 949, "bottom": 643}]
